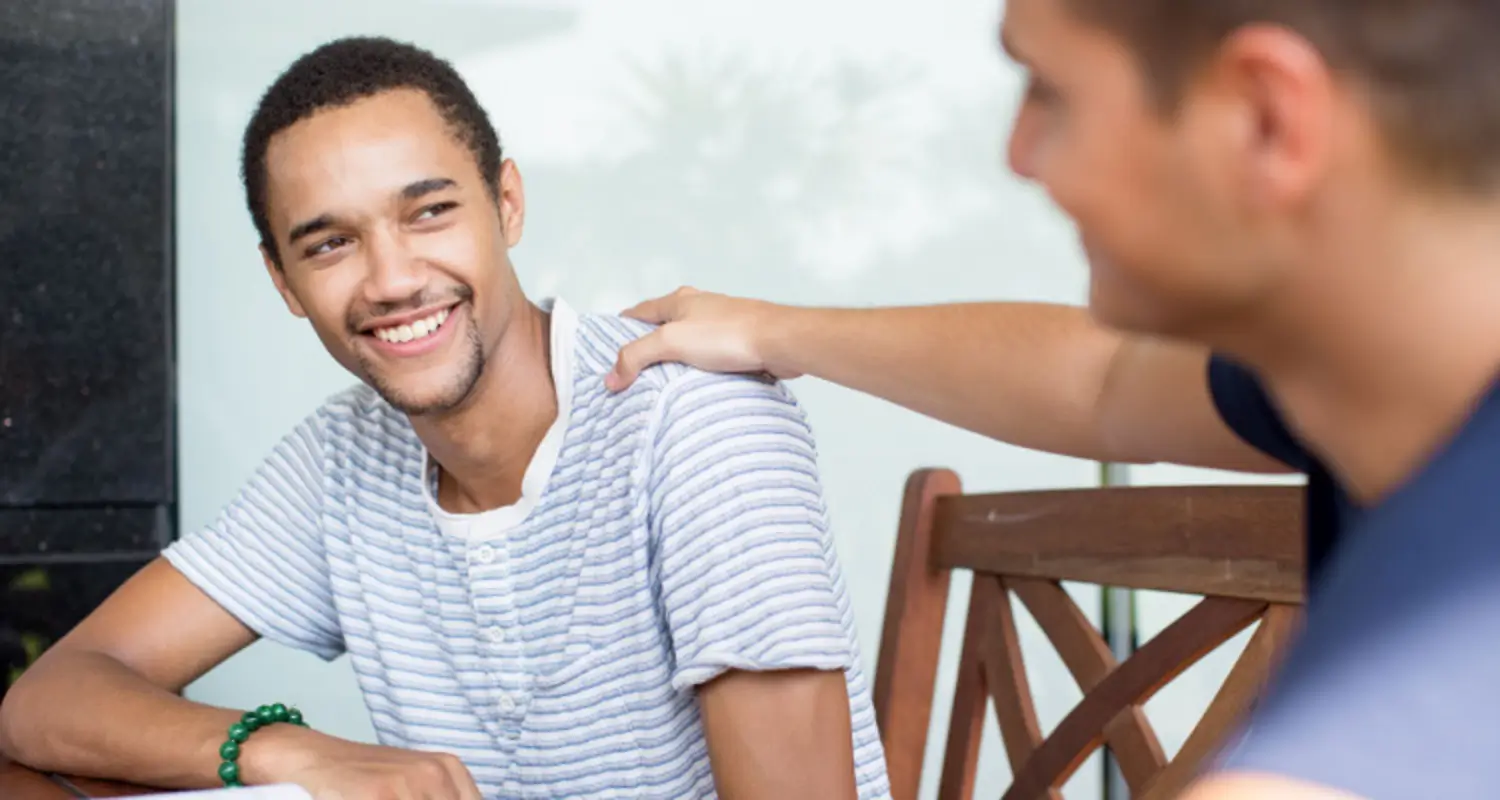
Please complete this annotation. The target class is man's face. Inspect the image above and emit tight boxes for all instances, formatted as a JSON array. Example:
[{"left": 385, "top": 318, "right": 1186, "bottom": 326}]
[
  {"left": 260, "top": 88, "right": 525, "bottom": 416},
  {"left": 1002, "top": 0, "right": 1300, "bottom": 340}
]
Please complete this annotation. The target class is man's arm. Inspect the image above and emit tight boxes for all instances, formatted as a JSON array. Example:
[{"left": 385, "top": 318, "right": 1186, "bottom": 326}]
[
  {"left": 0, "top": 559, "right": 261, "bottom": 787},
  {"left": 644, "top": 370, "right": 886, "bottom": 797},
  {"left": 697, "top": 669, "right": 857, "bottom": 800},
  {"left": 1180, "top": 773, "right": 1366, "bottom": 800},
  {"left": 0, "top": 560, "right": 480, "bottom": 798},
  {"left": 608, "top": 290, "right": 1288, "bottom": 472},
  {"left": 0, "top": 413, "right": 482, "bottom": 799}
]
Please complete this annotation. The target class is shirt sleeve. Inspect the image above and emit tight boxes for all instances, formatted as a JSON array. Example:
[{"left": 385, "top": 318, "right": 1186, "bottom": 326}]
[
  {"left": 1216, "top": 465, "right": 1500, "bottom": 796},
  {"left": 645, "top": 372, "right": 857, "bottom": 691},
  {"left": 163, "top": 412, "right": 344, "bottom": 660},
  {"left": 1207, "top": 355, "right": 1313, "bottom": 471}
]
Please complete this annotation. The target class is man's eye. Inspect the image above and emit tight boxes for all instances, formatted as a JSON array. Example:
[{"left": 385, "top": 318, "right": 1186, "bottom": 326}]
[
  {"left": 415, "top": 202, "right": 458, "bottom": 221},
  {"left": 306, "top": 236, "right": 350, "bottom": 257}
]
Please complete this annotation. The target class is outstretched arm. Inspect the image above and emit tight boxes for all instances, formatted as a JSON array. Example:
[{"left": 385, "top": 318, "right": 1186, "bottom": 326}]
[{"left": 610, "top": 290, "right": 1287, "bottom": 473}]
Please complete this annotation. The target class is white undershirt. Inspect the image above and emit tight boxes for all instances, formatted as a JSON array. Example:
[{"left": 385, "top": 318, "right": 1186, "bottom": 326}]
[{"left": 422, "top": 297, "right": 577, "bottom": 540}]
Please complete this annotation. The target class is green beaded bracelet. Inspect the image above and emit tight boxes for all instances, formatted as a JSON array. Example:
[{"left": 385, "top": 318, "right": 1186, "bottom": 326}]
[{"left": 218, "top": 703, "right": 308, "bottom": 788}]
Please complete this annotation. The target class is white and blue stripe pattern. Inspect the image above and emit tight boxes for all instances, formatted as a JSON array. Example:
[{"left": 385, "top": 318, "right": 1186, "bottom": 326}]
[{"left": 165, "top": 312, "right": 891, "bottom": 799}]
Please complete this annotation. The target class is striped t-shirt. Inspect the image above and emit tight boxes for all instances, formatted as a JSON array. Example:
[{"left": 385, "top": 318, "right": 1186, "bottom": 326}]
[{"left": 164, "top": 299, "right": 891, "bottom": 799}]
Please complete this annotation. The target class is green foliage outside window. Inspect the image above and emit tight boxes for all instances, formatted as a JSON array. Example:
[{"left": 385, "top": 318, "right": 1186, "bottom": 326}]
[{"left": 6, "top": 567, "right": 52, "bottom": 688}]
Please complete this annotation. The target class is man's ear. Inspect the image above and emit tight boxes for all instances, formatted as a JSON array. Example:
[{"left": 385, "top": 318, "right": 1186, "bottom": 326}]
[
  {"left": 497, "top": 158, "right": 526, "bottom": 248},
  {"left": 262, "top": 245, "right": 308, "bottom": 318},
  {"left": 1202, "top": 24, "right": 1336, "bottom": 212}
]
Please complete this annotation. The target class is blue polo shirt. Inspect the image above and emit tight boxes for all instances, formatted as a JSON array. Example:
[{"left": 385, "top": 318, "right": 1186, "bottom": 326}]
[{"left": 1209, "top": 356, "right": 1500, "bottom": 797}]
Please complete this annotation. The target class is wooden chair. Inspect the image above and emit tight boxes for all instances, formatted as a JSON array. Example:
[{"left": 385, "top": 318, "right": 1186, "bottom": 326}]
[{"left": 873, "top": 469, "right": 1305, "bottom": 800}]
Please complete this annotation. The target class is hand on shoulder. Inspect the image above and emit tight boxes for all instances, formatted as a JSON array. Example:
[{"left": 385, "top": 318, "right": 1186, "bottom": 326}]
[{"left": 606, "top": 287, "right": 801, "bottom": 391}]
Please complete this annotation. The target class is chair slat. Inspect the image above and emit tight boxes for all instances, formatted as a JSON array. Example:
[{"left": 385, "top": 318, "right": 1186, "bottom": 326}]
[
  {"left": 1138, "top": 604, "right": 1300, "bottom": 800},
  {"left": 981, "top": 576, "right": 1064, "bottom": 800},
  {"left": 935, "top": 580, "right": 991, "bottom": 800},
  {"left": 1008, "top": 578, "right": 1166, "bottom": 791},
  {"left": 875, "top": 469, "right": 962, "bottom": 800},
  {"left": 1000, "top": 597, "right": 1268, "bottom": 800},
  {"left": 934, "top": 486, "right": 1304, "bottom": 603}
]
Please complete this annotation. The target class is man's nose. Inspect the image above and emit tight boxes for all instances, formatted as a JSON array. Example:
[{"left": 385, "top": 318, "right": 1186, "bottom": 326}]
[{"left": 361, "top": 227, "right": 425, "bottom": 305}]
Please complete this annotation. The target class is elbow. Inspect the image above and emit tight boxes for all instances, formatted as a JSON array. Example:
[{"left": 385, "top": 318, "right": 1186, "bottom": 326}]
[
  {"left": 1094, "top": 421, "right": 1160, "bottom": 468},
  {"left": 1091, "top": 391, "right": 1158, "bottom": 466},
  {"left": 0, "top": 672, "right": 36, "bottom": 761},
  {"left": 0, "top": 650, "right": 71, "bottom": 765}
]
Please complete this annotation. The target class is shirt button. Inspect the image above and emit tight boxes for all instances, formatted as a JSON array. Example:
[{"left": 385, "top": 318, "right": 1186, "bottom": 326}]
[
  {"left": 498, "top": 693, "right": 516, "bottom": 713},
  {"left": 484, "top": 625, "right": 506, "bottom": 644},
  {"left": 473, "top": 545, "right": 496, "bottom": 565}
]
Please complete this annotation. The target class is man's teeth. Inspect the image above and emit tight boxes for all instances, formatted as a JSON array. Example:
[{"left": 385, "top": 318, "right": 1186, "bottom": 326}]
[{"left": 374, "top": 307, "right": 451, "bottom": 343}]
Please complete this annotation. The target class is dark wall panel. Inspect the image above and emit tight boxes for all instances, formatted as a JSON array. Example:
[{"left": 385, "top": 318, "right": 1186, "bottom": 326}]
[
  {"left": 0, "top": 1, "right": 175, "bottom": 698},
  {"left": 0, "top": 0, "right": 174, "bottom": 508}
]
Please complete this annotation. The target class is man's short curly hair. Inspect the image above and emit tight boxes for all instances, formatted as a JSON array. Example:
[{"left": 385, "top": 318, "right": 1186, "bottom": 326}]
[{"left": 242, "top": 36, "right": 502, "bottom": 266}]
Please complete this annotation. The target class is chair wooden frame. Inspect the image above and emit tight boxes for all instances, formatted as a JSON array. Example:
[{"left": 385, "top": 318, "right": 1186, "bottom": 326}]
[{"left": 873, "top": 469, "right": 1305, "bottom": 800}]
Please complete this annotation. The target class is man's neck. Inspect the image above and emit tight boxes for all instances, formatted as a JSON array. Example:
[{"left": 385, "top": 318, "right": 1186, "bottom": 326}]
[
  {"left": 1225, "top": 193, "right": 1500, "bottom": 504},
  {"left": 415, "top": 302, "right": 557, "bottom": 513}
]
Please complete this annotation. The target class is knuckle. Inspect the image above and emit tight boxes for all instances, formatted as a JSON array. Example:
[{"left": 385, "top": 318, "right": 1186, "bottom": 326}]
[{"left": 418, "top": 758, "right": 449, "bottom": 782}]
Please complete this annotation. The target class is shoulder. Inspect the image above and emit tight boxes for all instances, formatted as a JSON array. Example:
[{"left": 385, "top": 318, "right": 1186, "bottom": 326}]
[
  {"left": 572, "top": 310, "right": 809, "bottom": 428},
  {"left": 572, "top": 312, "right": 693, "bottom": 387}
]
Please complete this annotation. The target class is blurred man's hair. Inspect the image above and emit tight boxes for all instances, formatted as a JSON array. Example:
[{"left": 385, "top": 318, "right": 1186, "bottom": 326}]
[{"left": 1069, "top": 1, "right": 1500, "bottom": 191}]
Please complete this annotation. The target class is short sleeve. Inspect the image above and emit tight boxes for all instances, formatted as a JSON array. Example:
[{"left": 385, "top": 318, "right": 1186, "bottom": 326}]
[
  {"left": 163, "top": 413, "right": 344, "bottom": 660},
  {"left": 1216, "top": 462, "right": 1500, "bottom": 796},
  {"left": 1208, "top": 355, "right": 1312, "bottom": 471},
  {"left": 646, "top": 373, "right": 856, "bottom": 691}
]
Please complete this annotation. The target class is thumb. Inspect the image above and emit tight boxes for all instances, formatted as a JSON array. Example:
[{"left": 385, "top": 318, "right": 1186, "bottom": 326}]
[{"left": 606, "top": 329, "right": 675, "bottom": 392}]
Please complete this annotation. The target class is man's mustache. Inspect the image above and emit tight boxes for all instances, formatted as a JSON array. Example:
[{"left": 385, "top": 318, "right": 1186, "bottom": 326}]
[{"left": 347, "top": 285, "right": 473, "bottom": 331}]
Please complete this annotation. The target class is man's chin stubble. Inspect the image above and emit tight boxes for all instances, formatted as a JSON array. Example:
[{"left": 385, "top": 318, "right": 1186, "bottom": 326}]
[{"left": 360, "top": 323, "right": 487, "bottom": 417}]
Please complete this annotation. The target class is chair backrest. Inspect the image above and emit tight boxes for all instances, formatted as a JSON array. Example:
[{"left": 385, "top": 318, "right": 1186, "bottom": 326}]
[{"left": 872, "top": 469, "right": 1305, "bottom": 800}]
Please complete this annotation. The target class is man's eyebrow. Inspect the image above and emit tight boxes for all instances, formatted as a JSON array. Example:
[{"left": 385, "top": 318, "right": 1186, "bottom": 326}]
[
  {"left": 287, "top": 213, "right": 336, "bottom": 245},
  {"left": 401, "top": 177, "right": 457, "bottom": 201},
  {"left": 284, "top": 178, "right": 456, "bottom": 245}
]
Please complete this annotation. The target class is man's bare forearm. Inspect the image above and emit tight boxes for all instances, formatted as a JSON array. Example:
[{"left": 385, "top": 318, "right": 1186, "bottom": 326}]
[
  {"left": 0, "top": 649, "right": 313, "bottom": 789},
  {"left": 761, "top": 302, "right": 1132, "bottom": 460}
]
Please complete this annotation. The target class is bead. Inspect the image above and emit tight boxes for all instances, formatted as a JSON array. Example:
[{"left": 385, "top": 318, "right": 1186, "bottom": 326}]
[
  {"left": 271, "top": 703, "right": 290, "bottom": 723},
  {"left": 225, "top": 780, "right": 243, "bottom": 788},
  {"left": 228, "top": 723, "right": 250, "bottom": 744},
  {"left": 219, "top": 741, "right": 240, "bottom": 761},
  {"left": 241, "top": 711, "right": 262, "bottom": 731},
  {"left": 287, "top": 708, "right": 303, "bottom": 725},
  {"left": 255, "top": 704, "right": 276, "bottom": 725},
  {"left": 218, "top": 761, "right": 240, "bottom": 783}
]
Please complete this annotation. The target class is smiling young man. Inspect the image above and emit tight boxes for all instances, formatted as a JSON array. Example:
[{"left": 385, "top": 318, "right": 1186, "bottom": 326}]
[
  {"left": 607, "top": 1, "right": 1500, "bottom": 798},
  {"left": 0, "top": 38, "right": 890, "bottom": 800}
]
